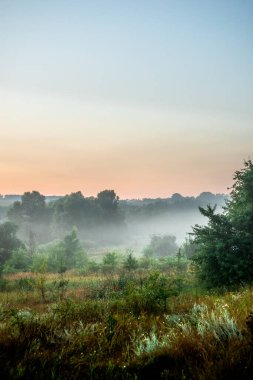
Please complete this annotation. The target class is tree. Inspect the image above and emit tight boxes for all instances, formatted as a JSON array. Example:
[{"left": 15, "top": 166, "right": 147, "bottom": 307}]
[
  {"left": 62, "top": 228, "right": 85, "bottom": 270},
  {"left": 97, "top": 190, "right": 123, "bottom": 223},
  {"left": 143, "top": 234, "right": 178, "bottom": 258},
  {"left": 0, "top": 221, "right": 23, "bottom": 266},
  {"left": 3, "top": 248, "right": 32, "bottom": 273},
  {"left": 97, "top": 190, "right": 118, "bottom": 212},
  {"left": 7, "top": 201, "right": 23, "bottom": 223},
  {"left": 124, "top": 252, "right": 138, "bottom": 271},
  {"left": 51, "top": 191, "right": 97, "bottom": 235},
  {"left": 34, "top": 229, "right": 87, "bottom": 273},
  {"left": 180, "top": 236, "right": 197, "bottom": 259},
  {"left": 21, "top": 191, "right": 46, "bottom": 218},
  {"left": 8, "top": 191, "right": 46, "bottom": 221},
  {"left": 7, "top": 191, "right": 52, "bottom": 243},
  {"left": 192, "top": 160, "right": 253, "bottom": 288},
  {"left": 55, "top": 192, "right": 86, "bottom": 227},
  {"left": 102, "top": 251, "right": 118, "bottom": 273}
]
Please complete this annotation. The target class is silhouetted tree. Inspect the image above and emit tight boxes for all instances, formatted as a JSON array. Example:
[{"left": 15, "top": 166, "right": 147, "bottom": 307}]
[
  {"left": 97, "top": 190, "right": 122, "bottom": 222},
  {"left": 51, "top": 191, "right": 98, "bottom": 234},
  {"left": 21, "top": 191, "right": 46, "bottom": 218},
  {"left": 7, "top": 191, "right": 52, "bottom": 243}
]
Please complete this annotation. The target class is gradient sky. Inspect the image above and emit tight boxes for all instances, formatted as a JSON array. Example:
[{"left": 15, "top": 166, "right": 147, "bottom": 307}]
[{"left": 0, "top": 0, "right": 252, "bottom": 198}]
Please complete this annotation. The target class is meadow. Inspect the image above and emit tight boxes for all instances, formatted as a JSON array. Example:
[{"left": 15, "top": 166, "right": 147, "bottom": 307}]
[
  {"left": 0, "top": 261, "right": 253, "bottom": 380},
  {"left": 1, "top": 161, "right": 253, "bottom": 379}
]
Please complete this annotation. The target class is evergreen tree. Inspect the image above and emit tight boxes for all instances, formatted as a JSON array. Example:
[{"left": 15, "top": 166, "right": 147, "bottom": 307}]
[{"left": 192, "top": 160, "right": 253, "bottom": 288}]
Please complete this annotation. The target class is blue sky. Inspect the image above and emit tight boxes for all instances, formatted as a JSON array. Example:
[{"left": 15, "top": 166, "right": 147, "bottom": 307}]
[{"left": 0, "top": 0, "right": 252, "bottom": 197}]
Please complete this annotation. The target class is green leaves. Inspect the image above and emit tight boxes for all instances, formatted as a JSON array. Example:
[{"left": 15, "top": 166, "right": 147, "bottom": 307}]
[{"left": 192, "top": 160, "right": 253, "bottom": 288}]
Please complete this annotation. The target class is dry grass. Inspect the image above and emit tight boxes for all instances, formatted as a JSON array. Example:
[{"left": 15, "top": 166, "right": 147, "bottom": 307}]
[{"left": 0, "top": 271, "right": 253, "bottom": 379}]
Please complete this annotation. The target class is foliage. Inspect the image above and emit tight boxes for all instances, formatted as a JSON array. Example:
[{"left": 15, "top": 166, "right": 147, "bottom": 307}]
[
  {"left": 124, "top": 271, "right": 180, "bottom": 314},
  {"left": 143, "top": 234, "right": 179, "bottom": 258},
  {"left": 16, "top": 277, "right": 35, "bottom": 292},
  {"left": 51, "top": 190, "right": 125, "bottom": 241},
  {"left": 0, "top": 221, "right": 23, "bottom": 266},
  {"left": 32, "top": 229, "right": 87, "bottom": 273},
  {"left": 20, "top": 191, "right": 46, "bottom": 218},
  {"left": 85, "top": 260, "right": 101, "bottom": 274},
  {"left": 97, "top": 189, "right": 122, "bottom": 222},
  {"left": 51, "top": 191, "right": 92, "bottom": 232},
  {"left": 7, "top": 191, "right": 49, "bottom": 224},
  {"left": 102, "top": 251, "right": 119, "bottom": 273},
  {"left": 180, "top": 236, "right": 197, "bottom": 259},
  {"left": 62, "top": 228, "right": 86, "bottom": 270},
  {"left": 124, "top": 252, "right": 138, "bottom": 271},
  {"left": 192, "top": 160, "right": 253, "bottom": 288},
  {"left": 7, "top": 191, "right": 52, "bottom": 244},
  {"left": 0, "top": 271, "right": 253, "bottom": 379},
  {"left": 3, "top": 248, "right": 32, "bottom": 273}
]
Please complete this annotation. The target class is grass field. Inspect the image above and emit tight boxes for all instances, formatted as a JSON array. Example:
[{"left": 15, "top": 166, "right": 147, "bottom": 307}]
[{"left": 0, "top": 268, "right": 253, "bottom": 379}]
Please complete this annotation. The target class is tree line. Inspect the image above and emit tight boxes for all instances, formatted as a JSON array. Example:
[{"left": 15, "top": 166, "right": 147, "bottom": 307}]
[
  {"left": 1, "top": 160, "right": 253, "bottom": 289},
  {"left": 6, "top": 189, "right": 124, "bottom": 242}
]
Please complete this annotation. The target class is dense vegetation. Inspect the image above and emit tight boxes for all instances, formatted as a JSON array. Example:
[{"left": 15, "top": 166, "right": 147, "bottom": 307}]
[
  {"left": 0, "top": 190, "right": 225, "bottom": 246},
  {"left": 192, "top": 160, "right": 253, "bottom": 288},
  {"left": 0, "top": 267, "right": 253, "bottom": 379},
  {"left": 0, "top": 160, "right": 253, "bottom": 379}
]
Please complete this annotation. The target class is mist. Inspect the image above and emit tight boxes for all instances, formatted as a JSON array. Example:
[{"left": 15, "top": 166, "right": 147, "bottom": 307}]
[{"left": 0, "top": 191, "right": 227, "bottom": 259}]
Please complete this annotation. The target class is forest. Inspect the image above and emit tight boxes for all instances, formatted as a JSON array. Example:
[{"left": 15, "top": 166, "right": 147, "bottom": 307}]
[
  {"left": 0, "top": 161, "right": 253, "bottom": 379},
  {"left": 0, "top": 189, "right": 226, "bottom": 270}
]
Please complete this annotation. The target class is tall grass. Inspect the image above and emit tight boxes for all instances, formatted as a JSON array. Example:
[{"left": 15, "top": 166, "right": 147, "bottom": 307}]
[{"left": 0, "top": 269, "right": 253, "bottom": 379}]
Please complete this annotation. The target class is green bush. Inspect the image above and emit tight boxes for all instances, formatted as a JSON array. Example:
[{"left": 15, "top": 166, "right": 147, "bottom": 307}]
[
  {"left": 32, "top": 230, "right": 87, "bottom": 273},
  {"left": 16, "top": 277, "right": 35, "bottom": 292},
  {"left": 3, "top": 248, "right": 32, "bottom": 273},
  {"left": 124, "top": 252, "right": 138, "bottom": 271},
  {"left": 102, "top": 252, "right": 118, "bottom": 273},
  {"left": 125, "top": 271, "right": 174, "bottom": 314}
]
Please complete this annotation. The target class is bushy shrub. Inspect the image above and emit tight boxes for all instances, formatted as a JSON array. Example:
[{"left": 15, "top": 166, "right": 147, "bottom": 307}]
[
  {"left": 102, "top": 252, "right": 118, "bottom": 273},
  {"left": 3, "top": 248, "right": 32, "bottom": 273},
  {"left": 32, "top": 229, "right": 87, "bottom": 273},
  {"left": 124, "top": 252, "right": 138, "bottom": 271},
  {"left": 125, "top": 271, "right": 176, "bottom": 314},
  {"left": 16, "top": 277, "right": 35, "bottom": 292}
]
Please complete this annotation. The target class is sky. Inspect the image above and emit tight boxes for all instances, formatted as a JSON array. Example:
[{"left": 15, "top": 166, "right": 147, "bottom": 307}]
[{"left": 0, "top": 0, "right": 252, "bottom": 199}]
